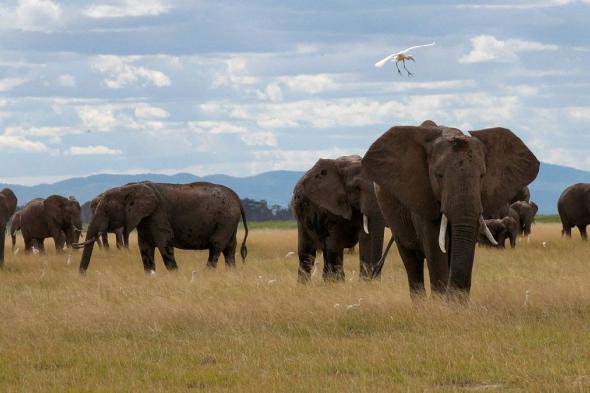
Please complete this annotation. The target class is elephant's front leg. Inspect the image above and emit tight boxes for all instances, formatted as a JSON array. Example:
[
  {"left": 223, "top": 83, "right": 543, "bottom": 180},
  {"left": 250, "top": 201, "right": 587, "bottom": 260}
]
[
  {"left": 52, "top": 230, "right": 65, "bottom": 254},
  {"left": 322, "top": 244, "right": 345, "bottom": 282},
  {"left": 156, "top": 240, "right": 178, "bottom": 271},
  {"left": 137, "top": 230, "right": 156, "bottom": 272},
  {"left": 297, "top": 223, "right": 316, "bottom": 283}
]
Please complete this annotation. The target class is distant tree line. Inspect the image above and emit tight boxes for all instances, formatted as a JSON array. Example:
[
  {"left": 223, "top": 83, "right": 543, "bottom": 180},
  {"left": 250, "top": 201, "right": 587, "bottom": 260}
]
[{"left": 80, "top": 197, "right": 293, "bottom": 224}]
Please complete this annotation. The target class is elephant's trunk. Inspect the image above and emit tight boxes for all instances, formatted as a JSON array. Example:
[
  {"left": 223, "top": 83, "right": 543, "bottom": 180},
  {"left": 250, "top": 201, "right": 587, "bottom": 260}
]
[
  {"left": 78, "top": 219, "right": 102, "bottom": 273},
  {"left": 447, "top": 217, "right": 479, "bottom": 299}
]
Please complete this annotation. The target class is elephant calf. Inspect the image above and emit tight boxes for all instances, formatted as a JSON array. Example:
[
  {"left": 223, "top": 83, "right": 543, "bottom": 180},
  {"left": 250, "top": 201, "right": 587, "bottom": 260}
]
[
  {"left": 292, "top": 155, "right": 386, "bottom": 282},
  {"left": 478, "top": 217, "right": 518, "bottom": 249},
  {"left": 511, "top": 200, "right": 538, "bottom": 237},
  {"left": 77, "top": 181, "right": 248, "bottom": 273},
  {"left": 90, "top": 194, "right": 128, "bottom": 250}
]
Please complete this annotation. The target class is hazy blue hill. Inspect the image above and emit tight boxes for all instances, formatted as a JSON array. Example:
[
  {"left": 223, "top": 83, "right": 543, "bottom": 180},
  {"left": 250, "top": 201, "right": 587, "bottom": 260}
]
[{"left": 2, "top": 164, "right": 589, "bottom": 213}]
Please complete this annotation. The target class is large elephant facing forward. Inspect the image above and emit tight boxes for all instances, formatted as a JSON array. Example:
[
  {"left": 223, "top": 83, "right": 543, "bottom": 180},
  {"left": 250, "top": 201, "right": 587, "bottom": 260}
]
[
  {"left": 0, "top": 188, "right": 17, "bottom": 265},
  {"left": 292, "top": 155, "right": 386, "bottom": 282},
  {"left": 19, "top": 195, "right": 82, "bottom": 254},
  {"left": 558, "top": 183, "right": 590, "bottom": 239},
  {"left": 76, "top": 182, "right": 248, "bottom": 273},
  {"left": 362, "top": 121, "right": 539, "bottom": 299}
]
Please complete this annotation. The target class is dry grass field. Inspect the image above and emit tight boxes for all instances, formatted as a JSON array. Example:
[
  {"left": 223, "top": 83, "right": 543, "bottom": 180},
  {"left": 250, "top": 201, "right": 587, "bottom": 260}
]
[{"left": 1, "top": 222, "right": 589, "bottom": 392}]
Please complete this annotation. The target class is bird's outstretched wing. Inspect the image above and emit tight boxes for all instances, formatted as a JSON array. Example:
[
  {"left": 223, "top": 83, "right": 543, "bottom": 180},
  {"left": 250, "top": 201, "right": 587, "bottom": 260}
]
[
  {"left": 374, "top": 53, "right": 397, "bottom": 68},
  {"left": 400, "top": 42, "right": 435, "bottom": 53}
]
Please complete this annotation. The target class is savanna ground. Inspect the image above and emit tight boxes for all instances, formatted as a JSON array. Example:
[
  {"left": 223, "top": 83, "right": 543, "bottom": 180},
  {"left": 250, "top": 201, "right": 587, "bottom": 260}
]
[{"left": 1, "top": 220, "right": 589, "bottom": 392}]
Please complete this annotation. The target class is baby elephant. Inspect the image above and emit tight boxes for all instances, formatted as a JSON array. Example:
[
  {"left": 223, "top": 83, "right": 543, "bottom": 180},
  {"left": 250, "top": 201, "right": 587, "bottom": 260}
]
[{"left": 478, "top": 217, "right": 519, "bottom": 249}]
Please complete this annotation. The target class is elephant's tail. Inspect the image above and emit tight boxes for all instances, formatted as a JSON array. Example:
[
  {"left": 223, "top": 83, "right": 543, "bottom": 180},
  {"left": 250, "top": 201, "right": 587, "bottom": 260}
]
[{"left": 239, "top": 201, "right": 248, "bottom": 263}]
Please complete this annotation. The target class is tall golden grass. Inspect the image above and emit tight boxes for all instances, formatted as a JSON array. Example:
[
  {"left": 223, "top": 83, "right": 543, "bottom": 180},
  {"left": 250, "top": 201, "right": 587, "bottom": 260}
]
[{"left": 0, "top": 223, "right": 589, "bottom": 391}]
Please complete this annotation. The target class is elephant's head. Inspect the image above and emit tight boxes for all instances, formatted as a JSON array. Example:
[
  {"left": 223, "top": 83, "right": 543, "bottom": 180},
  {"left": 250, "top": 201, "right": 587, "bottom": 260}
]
[
  {"left": 77, "top": 183, "right": 158, "bottom": 273},
  {"left": 299, "top": 155, "right": 385, "bottom": 278},
  {"left": 44, "top": 195, "right": 82, "bottom": 247},
  {"left": 362, "top": 123, "right": 539, "bottom": 294}
]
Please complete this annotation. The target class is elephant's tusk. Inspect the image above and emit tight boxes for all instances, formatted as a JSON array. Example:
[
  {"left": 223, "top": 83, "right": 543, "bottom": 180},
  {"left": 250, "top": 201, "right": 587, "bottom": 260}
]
[
  {"left": 72, "top": 237, "right": 96, "bottom": 249},
  {"left": 363, "top": 214, "right": 369, "bottom": 235},
  {"left": 439, "top": 214, "right": 448, "bottom": 253},
  {"left": 480, "top": 216, "right": 498, "bottom": 246}
]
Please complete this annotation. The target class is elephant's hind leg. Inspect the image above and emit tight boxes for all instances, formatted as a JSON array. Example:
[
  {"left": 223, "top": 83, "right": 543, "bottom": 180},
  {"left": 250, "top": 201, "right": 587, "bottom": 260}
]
[
  {"left": 157, "top": 241, "right": 178, "bottom": 271},
  {"left": 578, "top": 225, "right": 588, "bottom": 240},
  {"left": 322, "top": 248, "right": 345, "bottom": 282},
  {"left": 206, "top": 247, "right": 222, "bottom": 269},
  {"left": 222, "top": 233, "right": 238, "bottom": 268}
]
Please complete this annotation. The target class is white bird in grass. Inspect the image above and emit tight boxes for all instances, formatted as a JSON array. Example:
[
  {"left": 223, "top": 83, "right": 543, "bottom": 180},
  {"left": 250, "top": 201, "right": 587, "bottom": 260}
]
[
  {"left": 66, "top": 254, "right": 72, "bottom": 265},
  {"left": 375, "top": 42, "right": 436, "bottom": 76},
  {"left": 191, "top": 270, "right": 197, "bottom": 283},
  {"left": 285, "top": 251, "right": 296, "bottom": 258},
  {"left": 31, "top": 246, "right": 39, "bottom": 256},
  {"left": 346, "top": 298, "right": 363, "bottom": 311},
  {"left": 13, "top": 247, "right": 19, "bottom": 256}
]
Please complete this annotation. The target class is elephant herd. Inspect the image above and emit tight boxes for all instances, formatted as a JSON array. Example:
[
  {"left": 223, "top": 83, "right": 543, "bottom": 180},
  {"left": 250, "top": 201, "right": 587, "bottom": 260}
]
[{"left": 0, "top": 120, "right": 589, "bottom": 302}]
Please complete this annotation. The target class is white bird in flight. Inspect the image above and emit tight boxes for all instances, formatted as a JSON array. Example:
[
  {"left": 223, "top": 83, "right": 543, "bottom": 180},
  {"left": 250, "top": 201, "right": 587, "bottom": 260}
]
[{"left": 375, "top": 42, "right": 436, "bottom": 76}]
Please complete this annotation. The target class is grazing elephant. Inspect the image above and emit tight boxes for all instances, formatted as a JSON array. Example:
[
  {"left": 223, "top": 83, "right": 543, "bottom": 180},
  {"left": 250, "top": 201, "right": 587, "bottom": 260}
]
[
  {"left": 478, "top": 217, "right": 519, "bottom": 249},
  {"left": 511, "top": 200, "right": 538, "bottom": 237},
  {"left": 19, "top": 195, "right": 82, "bottom": 254},
  {"left": 362, "top": 121, "right": 539, "bottom": 299},
  {"left": 0, "top": 188, "right": 17, "bottom": 265},
  {"left": 558, "top": 183, "right": 590, "bottom": 240},
  {"left": 90, "top": 194, "right": 128, "bottom": 249},
  {"left": 510, "top": 186, "right": 530, "bottom": 204},
  {"left": 292, "top": 155, "right": 386, "bottom": 282},
  {"left": 76, "top": 182, "right": 248, "bottom": 273}
]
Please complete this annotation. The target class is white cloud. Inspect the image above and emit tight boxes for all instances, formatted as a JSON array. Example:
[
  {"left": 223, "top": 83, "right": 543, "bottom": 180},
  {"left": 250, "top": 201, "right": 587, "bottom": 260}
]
[
  {"left": 134, "top": 105, "right": 169, "bottom": 119},
  {"left": 77, "top": 106, "right": 118, "bottom": 132},
  {"left": 567, "top": 107, "right": 590, "bottom": 122},
  {"left": 91, "top": 56, "right": 171, "bottom": 89},
  {"left": 278, "top": 74, "right": 338, "bottom": 94},
  {"left": 69, "top": 145, "right": 122, "bottom": 155},
  {"left": 5, "top": 126, "right": 79, "bottom": 144},
  {"left": 457, "top": 0, "right": 584, "bottom": 9},
  {"left": 240, "top": 131, "right": 278, "bottom": 147},
  {"left": 189, "top": 121, "right": 248, "bottom": 135},
  {"left": 84, "top": 0, "right": 170, "bottom": 18},
  {"left": 58, "top": 74, "right": 76, "bottom": 88},
  {"left": 0, "top": 134, "right": 47, "bottom": 152},
  {"left": 0, "top": 0, "right": 62, "bottom": 32},
  {"left": 257, "top": 83, "right": 283, "bottom": 102},
  {"left": 212, "top": 57, "right": 258, "bottom": 88},
  {"left": 460, "top": 35, "right": 558, "bottom": 64},
  {"left": 0, "top": 78, "right": 27, "bottom": 92},
  {"left": 253, "top": 147, "right": 358, "bottom": 172}
]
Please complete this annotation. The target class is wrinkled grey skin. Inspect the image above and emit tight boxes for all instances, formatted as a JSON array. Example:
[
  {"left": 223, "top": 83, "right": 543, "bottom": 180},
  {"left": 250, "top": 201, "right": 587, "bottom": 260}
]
[
  {"left": 78, "top": 182, "right": 248, "bottom": 273},
  {"left": 90, "top": 194, "right": 128, "bottom": 250},
  {"left": 478, "top": 217, "right": 519, "bottom": 249},
  {"left": 511, "top": 201, "right": 538, "bottom": 236},
  {"left": 292, "top": 155, "right": 386, "bottom": 282},
  {"left": 558, "top": 183, "right": 590, "bottom": 240},
  {"left": 0, "top": 188, "right": 17, "bottom": 265},
  {"left": 19, "top": 195, "right": 82, "bottom": 254},
  {"left": 362, "top": 121, "right": 539, "bottom": 299}
]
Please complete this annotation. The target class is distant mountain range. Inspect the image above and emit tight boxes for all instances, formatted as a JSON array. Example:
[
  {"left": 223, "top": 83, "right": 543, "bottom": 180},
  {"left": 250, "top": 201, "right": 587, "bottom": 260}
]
[{"left": 2, "top": 163, "right": 589, "bottom": 214}]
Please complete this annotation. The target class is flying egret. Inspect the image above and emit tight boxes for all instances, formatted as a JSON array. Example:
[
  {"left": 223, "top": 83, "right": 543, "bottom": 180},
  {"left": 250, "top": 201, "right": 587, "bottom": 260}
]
[{"left": 375, "top": 42, "right": 435, "bottom": 76}]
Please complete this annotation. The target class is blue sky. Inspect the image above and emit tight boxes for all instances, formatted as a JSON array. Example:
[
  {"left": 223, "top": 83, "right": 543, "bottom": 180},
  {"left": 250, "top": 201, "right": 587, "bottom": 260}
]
[{"left": 0, "top": 0, "right": 588, "bottom": 185}]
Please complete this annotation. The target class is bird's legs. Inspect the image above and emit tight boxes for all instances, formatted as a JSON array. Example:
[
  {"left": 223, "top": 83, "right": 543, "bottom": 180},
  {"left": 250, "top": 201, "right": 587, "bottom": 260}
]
[
  {"left": 402, "top": 60, "right": 413, "bottom": 77},
  {"left": 395, "top": 61, "right": 402, "bottom": 75}
]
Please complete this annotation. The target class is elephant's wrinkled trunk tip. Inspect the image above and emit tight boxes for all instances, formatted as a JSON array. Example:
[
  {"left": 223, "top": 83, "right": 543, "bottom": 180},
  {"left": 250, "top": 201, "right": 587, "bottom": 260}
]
[{"left": 439, "top": 214, "right": 448, "bottom": 253}]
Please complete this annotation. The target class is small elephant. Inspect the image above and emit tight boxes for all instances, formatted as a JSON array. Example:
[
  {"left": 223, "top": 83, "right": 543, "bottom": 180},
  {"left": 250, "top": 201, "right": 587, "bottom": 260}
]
[
  {"left": 292, "top": 155, "right": 386, "bottom": 282},
  {"left": 77, "top": 182, "right": 248, "bottom": 273},
  {"left": 0, "top": 188, "right": 17, "bottom": 265},
  {"left": 478, "top": 217, "right": 519, "bottom": 249},
  {"left": 511, "top": 200, "right": 538, "bottom": 237},
  {"left": 90, "top": 194, "right": 128, "bottom": 250},
  {"left": 558, "top": 183, "right": 590, "bottom": 240},
  {"left": 19, "top": 195, "right": 82, "bottom": 254},
  {"left": 510, "top": 186, "right": 531, "bottom": 204},
  {"left": 362, "top": 121, "right": 539, "bottom": 298},
  {"left": 10, "top": 210, "right": 22, "bottom": 252}
]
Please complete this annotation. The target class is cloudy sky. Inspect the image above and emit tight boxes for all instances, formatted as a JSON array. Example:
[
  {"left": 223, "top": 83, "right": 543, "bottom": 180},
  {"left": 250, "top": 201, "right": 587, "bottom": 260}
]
[{"left": 0, "top": 0, "right": 588, "bottom": 185}]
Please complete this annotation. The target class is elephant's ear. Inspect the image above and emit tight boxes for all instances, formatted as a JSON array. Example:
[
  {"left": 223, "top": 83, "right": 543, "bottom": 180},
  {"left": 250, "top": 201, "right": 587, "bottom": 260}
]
[
  {"left": 44, "top": 195, "right": 66, "bottom": 226},
  {"left": 125, "top": 184, "right": 158, "bottom": 232},
  {"left": 469, "top": 127, "right": 540, "bottom": 215},
  {"left": 300, "top": 158, "right": 351, "bottom": 219},
  {"left": 362, "top": 126, "right": 442, "bottom": 219}
]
